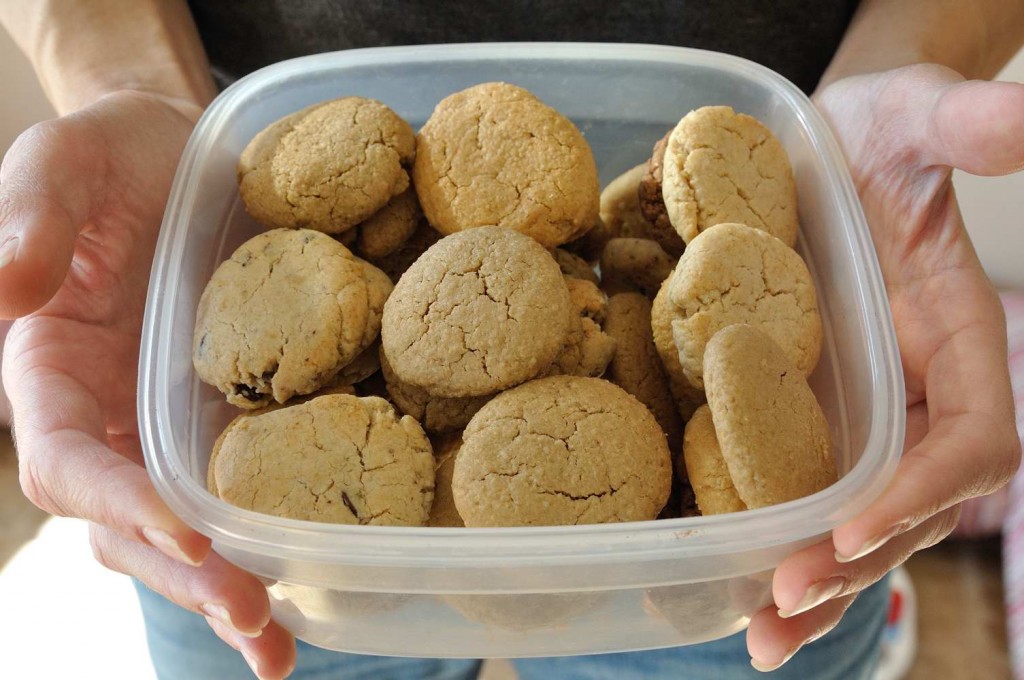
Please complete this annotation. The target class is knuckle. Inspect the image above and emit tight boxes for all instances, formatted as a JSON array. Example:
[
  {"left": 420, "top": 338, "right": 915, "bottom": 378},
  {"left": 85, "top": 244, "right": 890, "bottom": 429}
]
[
  {"left": 922, "top": 507, "right": 962, "bottom": 551},
  {"left": 18, "top": 454, "right": 67, "bottom": 517},
  {"left": 88, "top": 525, "right": 121, "bottom": 573}
]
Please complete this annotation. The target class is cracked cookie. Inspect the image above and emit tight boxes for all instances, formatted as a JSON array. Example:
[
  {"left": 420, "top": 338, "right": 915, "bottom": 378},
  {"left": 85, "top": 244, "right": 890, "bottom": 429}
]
[
  {"left": 381, "top": 227, "right": 574, "bottom": 397},
  {"left": 637, "top": 132, "right": 687, "bottom": 258},
  {"left": 427, "top": 434, "right": 464, "bottom": 528},
  {"left": 599, "top": 238, "right": 676, "bottom": 299},
  {"left": 650, "top": 277, "right": 706, "bottom": 420},
  {"left": 604, "top": 293, "right": 684, "bottom": 455},
  {"left": 666, "top": 222, "right": 822, "bottom": 390},
  {"left": 193, "top": 228, "right": 376, "bottom": 409},
  {"left": 543, "top": 278, "right": 616, "bottom": 378},
  {"left": 682, "top": 405, "right": 746, "bottom": 515},
  {"left": 413, "top": 82, "right": 599, "bottom": 248},
  {"left": 355, "top": 187, "right": 423, "bottom": 260},
  {"left": 238, "top": 97, "right": 415, "bottom": 234},
  {"left": 380, "top": 348, "right": 492, "bottom": 434},
  {"left": 552, "top": 247, "right": 599, "bottom": 285},
  {"left": 661, "top": 106, "right": 798, "bottom": 247},
  {"left": 703, "top": 324, "right": 837, "bottom": 508},
  {"left": 453, "top": 376, "right": 672, "bottom": 527},
  {"left": 367, "top": 220, "right": 442, "bottom": 283},
  {"left": 209, "top": 394, "right": 435, "bottom": 525}
]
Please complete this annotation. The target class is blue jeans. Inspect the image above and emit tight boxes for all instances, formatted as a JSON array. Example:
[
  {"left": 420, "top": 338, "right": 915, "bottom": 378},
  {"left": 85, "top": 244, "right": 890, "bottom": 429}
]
[{"left": 135, "top": 575, "right": 889, "bottom": 679}]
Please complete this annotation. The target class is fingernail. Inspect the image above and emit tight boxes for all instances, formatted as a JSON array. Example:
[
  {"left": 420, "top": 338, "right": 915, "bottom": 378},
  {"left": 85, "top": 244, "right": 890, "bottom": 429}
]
[
  {"left": 0, "top": 237, "right": 19, "bottom": 270},
  {"left": 201, "top": 603, "right": 262, "bottom": 639},
  {"left": 141, "top": 526, "right": 202, "bottom": 567},
  {"left": 835, "top": 522, "right": 907, "bottom": 563},
  {"left": 751, "top": 647, "right": 799, "bottom": 673},
  {"left": 778, "top": 576, "right": 846, "bottom": 619}
]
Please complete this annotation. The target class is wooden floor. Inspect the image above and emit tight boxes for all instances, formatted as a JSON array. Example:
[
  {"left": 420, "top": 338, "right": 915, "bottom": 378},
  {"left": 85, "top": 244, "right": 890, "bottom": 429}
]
[{"left": 0, "top": 430, "right": 1012, "bottom": 679}]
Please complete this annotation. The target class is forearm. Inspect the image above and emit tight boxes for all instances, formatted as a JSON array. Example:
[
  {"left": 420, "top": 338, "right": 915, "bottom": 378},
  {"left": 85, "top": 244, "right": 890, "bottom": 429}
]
[
  {"left": 0, "top": 0, "right": 215, "bottom": 117},
  {"left": 820, "top": 0, "right": 1024, "bottom": 89}
]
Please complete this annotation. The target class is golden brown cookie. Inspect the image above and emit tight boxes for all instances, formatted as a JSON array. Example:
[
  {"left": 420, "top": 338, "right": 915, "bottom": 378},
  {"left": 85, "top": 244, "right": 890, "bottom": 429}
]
[
  {"left": 552, "top": 247, "right": 599, "bottom": 285},
  {"left": 599, "top": 238, "right": 676, "bottom": 299},
  {"left": 661, "top": 106, "right": 798, "bottom": 247},
  {"left": 666, "top": 222, "right": 821, "bottom": 390},
  {"left": 427, "top": 434, "right": 465, "bottom": 528},
  {"left": 562, "top": 216, "right": 613, "bottom": 262},
  {"left": 604, "top": 293, "right": 684, "bottom": 454},
  {"left": 193, "top": 229, "right": 372, "bottom": 408},
  {"left": 682, "top": 405, "right": 746, "bottom": 515},
  {"left": 650, "top": 277, "right": 706, "bottom": 420},
  {"left": 381, "top": 227, "right": 574, "bottom": 397},
  {"left": 355, "top": 188, "right": 423, "bottom": 260},
  {"left": 599, "top": 164, "right": 650, "bottom": 239},
  {"left": 354, "top": 256, "right": 393, "bottom": 351},
  {"left": 453, "top": 376, "right": 672, "bottom": 527},
  {"left": 704, "top": 324, "right": 837, "bottom": 508},
  {"left": 543, "top": 279, "right": 616, "bottom": 378},
  {"left": 636, "top": 134, "right": 688, "bottom": 258},
  {"left": 379, "top": 348, "right": 492, "bottom": 434},
  {"left": 238, "top": 98, "right": 415, "bottom": 234},
  {"left": 331, "top": 341, "right": 382, "bottom": 386},
  {"left": 413, "top": 82, "right": 599, "bottom": 248},
  {"left": 210, "top": 394, "right": 435, "bottom": 525},
  {"left": 367, "top": 220, "right": 442, "bottom": 283}
]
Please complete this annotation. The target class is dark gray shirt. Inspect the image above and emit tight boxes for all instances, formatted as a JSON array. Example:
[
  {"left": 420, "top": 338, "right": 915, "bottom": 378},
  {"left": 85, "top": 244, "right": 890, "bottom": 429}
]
[{"left": 189, "top": 1, "right": 858, "bottom": 93}]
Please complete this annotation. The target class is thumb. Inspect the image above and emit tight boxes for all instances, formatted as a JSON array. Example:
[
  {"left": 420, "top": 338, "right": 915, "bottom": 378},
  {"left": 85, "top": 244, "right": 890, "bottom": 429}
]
[
  {"left": 0, "top": 116, "right": 104, "bottom": 318},
  {"left": 918, "top": 73, "right": 1024, "bottom": 175}
]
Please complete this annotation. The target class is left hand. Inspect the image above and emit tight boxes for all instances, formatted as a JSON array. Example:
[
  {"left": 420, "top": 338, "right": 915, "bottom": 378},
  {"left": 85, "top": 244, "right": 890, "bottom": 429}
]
[{"left": 746, "top": 64, "right": 1023, "bottom": 671}]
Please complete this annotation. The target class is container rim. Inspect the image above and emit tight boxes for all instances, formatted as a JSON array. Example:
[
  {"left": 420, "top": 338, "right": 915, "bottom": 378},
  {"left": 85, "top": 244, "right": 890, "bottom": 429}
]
[{"left": 139, "top": 42, "right": 905, "bottom": 567}]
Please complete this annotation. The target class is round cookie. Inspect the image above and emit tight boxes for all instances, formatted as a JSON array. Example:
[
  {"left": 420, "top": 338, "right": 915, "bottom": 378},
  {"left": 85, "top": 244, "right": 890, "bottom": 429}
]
[
  {"left": 704, "top": 324, "right": 837, "bottom": 508},
  {"left": 355, "top": 188, "right": 423, "bottom": 260},
  {"left": 381, "top": 227, "right": 574, "bottom": 397},
  {"left": 427, "top": 434, "right": 465, "bottom": 528},
  {"left": 238, "top": 97, "right": 415, "bottom": 234},
  {"left": 651, "top": 277, "right": 706, "bottom": 420},
  {"left": 682, "top": 405, "right": 746, "bottom": 515},
  {"left": 552, "top": 247, "right": 599, "bottom": 285},
  {"left": 666, "top": 222, "right": 822, "bottom": 390},
  {"left": 543, "top": 279, "right": 616, "bottom": 379},
  {"left": 331, "top": 341, "right": 382, "bottom": 386},
  {"left": 636, "top": 134, "right": 687, "bottom": 257},
  {"left": 368, "top": 220, "right": 442, "bottom": 283},
  {"left": 562, "top": 216, "right": 613, "bottom": 262},
  {"left": 604, "top": 293, "right": 684, "bottom": 454},
  {"left": 453, "top": 376, "right": 672, "bottom": 527},
  {"left": 661, "top": 106, "right": 798, "bottom": 247},
  {"left": 599, "top": 164, "right": 651, "bottom": 240},
  {"left": 413, "top": 82, "right": 599, "bottom": 248},
  {"left": 354, "top": 256, "right": 393, "bottom": 351},
  {"left": 380, "top": 349, "right": 492, "bottom": 434},
  {"left": 211, "top": 394, "right": 435, "bottom": 525},
  {"left": 599, "top": 238, "right": 676, "bottom": 299},
  {"left": 193, "top": 229, "right": 371, "bottom": 408}
]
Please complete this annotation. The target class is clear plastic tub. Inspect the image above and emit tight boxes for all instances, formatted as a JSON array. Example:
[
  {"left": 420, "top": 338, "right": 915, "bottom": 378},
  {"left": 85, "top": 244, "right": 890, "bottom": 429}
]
[{"left": 139, "top": 43, "right": 904, "bottom": 658}]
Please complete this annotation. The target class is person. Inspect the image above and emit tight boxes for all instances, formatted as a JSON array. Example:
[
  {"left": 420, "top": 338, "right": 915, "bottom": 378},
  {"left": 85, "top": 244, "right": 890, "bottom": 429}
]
[{"left": 0, "top": 1, "right": 1021, "bottom": 678}]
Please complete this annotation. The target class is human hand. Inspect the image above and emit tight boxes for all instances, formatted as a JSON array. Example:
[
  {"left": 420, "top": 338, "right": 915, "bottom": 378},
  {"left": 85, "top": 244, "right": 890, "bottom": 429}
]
[
  {"left": 0, "top": 91, "right": 296, "bottom": 679},
  {"left": 746, "top": 64, "right": 1023, "bottom": 671}
]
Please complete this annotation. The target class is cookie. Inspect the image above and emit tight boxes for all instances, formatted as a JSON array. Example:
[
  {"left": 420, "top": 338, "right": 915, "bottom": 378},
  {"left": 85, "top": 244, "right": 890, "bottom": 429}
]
[
  {"left": 552, "top": 247, "right": 599, "bottom": 285},
  {"left": 650, "top": 277, "right": 706, "bottom": 420},
  {"left": 210, "top": 394, "right": 435, "bottom": 525},
  {"left": 380, "top": 348, "right": 492, "bottom": 434},
  {"left": 453, "top": 376, "right": 672, "bottom": 527},
  {"left": 661, "top": 106, "right": 798, "bottom": 247},
  {"left": 382, "top": 227, "right": 574, "bottom": 397},
  {"left": 238, "top": 97, "right": 415, "bottom": 234},
  {"left": 636, "top": 135, "right": 689, "bottom": 257},
  {"left": 543, "top": 279, "right": 616, "bottom": 378},
  {"left": 704, "top": 324, "right": 837, "bottom": 508},
  {"left": 331, "top": 341, "right": 381, "bottom": 386},
  {"left": 562, "top": 216, "right": 613, "bottom": 262},
  {"left": 565, "top": 277, "right": 608, "bottom": 324},
  {"left": 193, "top": 229, "right": 372, "bottom": 408},
  {"left": 666, "top": 222, "right": 821, "bottom": 390},
  {"left": 355, "top": 256, "right": 393, "bottom": 350},
  {"left": 599, "top": 164, "right": 650, "bottom": 240},
  {"left": 599, "top": 238, "right": 676, "bottom": 299},
  {"left": 355, "top": 187, "right": 422, "bottom": 260},
  {"left": 413, "top": 82, "right": 599, "bottom": 248},
  {"left": 427, "top": 434, "right": 465, "bottom": 528},
  {"left": 682, "top": 405, "right": 746, "bottom": 515},
  {"left": 604, "top": 293, "right": 684, "bottom": 454},
  {"left": 368, "top": 220, "right": 442, "bottom": 283}
]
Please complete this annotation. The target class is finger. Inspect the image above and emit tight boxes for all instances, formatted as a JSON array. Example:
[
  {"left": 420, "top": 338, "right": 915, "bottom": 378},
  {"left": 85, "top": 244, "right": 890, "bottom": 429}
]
[
  {"left": 921, "top": 76, "right": 1024, "bottom": 175},
  {"left": 747, "top": 593, "right": 858, "bottom": 672},
  {"left": 206, "top": 617, "right": 297, "bottom": 680},
  {"left": 89, "top": 524, "right": 271, "bottom": 638},
  {"left": 833, "top": 321, "right": 1019, "bottom": 562},
  {"left": 8, "top": 356, "right": 210, "bottom": 566},
  {"left": 0, "top": 116, "right": 104, "bottom": 318},
  {"left": 773, "top": 506, "right": 960, "bottom": 618}
]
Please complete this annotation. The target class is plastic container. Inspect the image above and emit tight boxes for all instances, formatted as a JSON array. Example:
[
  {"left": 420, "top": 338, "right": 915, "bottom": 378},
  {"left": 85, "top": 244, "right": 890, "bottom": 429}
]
[{"left": 139, "top": 43, "right": 904, "bottom": 658}]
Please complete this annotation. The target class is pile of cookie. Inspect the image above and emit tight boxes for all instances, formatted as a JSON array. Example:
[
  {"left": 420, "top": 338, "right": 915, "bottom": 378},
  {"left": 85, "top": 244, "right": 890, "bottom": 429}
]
[{"left": 195, "top": 82, "right": 837, "bottom": 530}]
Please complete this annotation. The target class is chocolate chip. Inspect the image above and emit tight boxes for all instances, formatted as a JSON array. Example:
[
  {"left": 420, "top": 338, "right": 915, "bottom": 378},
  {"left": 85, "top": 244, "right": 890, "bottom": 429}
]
[
  {"left": 340, "top": 491, "right": 359, "bottom": 518},
  {"left": 234, "top": 383, "right": 263, "bottom": 402}
]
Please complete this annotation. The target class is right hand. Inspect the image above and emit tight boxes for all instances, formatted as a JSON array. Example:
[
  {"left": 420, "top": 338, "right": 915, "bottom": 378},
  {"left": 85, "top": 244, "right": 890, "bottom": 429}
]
[{"left": 0, "top": 91, "right": 296, "bottom": 679}]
